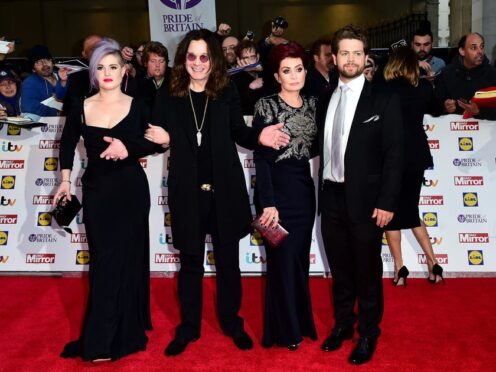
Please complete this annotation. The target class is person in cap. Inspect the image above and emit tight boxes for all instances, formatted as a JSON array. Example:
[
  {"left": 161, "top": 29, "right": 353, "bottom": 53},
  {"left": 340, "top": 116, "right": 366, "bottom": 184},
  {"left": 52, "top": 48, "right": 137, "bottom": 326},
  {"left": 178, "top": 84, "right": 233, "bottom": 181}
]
[
  {"left": 0, "top": 69, "right": 21, "bottom": 118},
  {"left": 258, "top": 16, "right": 290, "bottom": 93},
  {"left": 20, "top": 44, "right": 69, "bottom": 118}
]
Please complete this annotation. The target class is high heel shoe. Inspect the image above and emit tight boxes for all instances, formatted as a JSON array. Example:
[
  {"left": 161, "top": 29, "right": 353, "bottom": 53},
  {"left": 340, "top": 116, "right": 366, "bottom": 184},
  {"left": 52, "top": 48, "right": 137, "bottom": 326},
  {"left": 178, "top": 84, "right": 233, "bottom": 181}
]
[
  {"left": 428, "top": 263, "right": 445, "bottom": 284},
  {"left": 392, "top": 266, "right": 409, "bottom": 288}
]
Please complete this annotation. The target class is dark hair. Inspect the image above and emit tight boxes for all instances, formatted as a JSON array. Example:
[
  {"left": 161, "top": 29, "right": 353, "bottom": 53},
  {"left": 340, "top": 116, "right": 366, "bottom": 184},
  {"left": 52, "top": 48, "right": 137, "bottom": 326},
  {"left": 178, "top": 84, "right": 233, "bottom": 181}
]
[
  {"left": 383, "top": 47, "right": 419, "bottom": 87},
  {"left": 458, "top": 32, "right": 485, "bottom": 49},
  {"left": 269, "top": 41, "right": 307, "bottom": 72},
  {"left": 412, "top": 20, "right": 433, "bottom": 41},
  {"left": 235, "top": 39, "right": 258, "bottom": 59},
  {"left": 310, "top": 39, "right": 332, "bottom": 57},
  {"left": 170, "top": 29, "right": 229, "bottom": 99},
  {"left": 142, "top": 41, "right": 169, "bottom": 65},
  {"left": 89, "top": 38, "right": 124, "bottom": 90},
  {"left": 412, "top": 29, "right": 433, "bottom": 41},
  {"left": 332, "top": 24, "right": 369, "bottom": 55}
]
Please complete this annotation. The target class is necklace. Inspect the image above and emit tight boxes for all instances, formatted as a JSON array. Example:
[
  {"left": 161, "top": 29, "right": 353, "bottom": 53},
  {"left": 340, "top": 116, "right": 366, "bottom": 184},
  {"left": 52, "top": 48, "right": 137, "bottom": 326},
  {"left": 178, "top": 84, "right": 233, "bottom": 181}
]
[{"left": 188, "top": 89, "right": 209, "bottom": 146}]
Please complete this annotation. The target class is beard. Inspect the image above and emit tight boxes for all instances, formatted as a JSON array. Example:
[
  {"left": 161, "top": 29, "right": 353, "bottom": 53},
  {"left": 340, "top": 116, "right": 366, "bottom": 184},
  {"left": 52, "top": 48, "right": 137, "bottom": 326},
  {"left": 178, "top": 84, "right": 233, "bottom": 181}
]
[
  {"left": 338, "top": 63, "right": 364, "bottom": 80},
  {"left": 417, "top": 51, "right": 428, "bottom": 59}
]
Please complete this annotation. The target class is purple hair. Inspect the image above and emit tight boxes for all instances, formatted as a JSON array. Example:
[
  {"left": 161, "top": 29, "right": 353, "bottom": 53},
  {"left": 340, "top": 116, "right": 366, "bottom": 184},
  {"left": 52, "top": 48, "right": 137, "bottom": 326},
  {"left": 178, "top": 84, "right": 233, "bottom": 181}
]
[{"left": 89, "top": 38, "right": 124, "bottom": 89}]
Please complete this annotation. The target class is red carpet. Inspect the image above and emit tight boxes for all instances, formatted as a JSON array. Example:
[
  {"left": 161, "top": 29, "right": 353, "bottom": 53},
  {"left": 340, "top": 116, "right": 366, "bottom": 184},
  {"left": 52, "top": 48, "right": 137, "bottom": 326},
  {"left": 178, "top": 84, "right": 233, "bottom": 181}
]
[{"left": 0, "top": 276, "right": 495, "bottom": 371}]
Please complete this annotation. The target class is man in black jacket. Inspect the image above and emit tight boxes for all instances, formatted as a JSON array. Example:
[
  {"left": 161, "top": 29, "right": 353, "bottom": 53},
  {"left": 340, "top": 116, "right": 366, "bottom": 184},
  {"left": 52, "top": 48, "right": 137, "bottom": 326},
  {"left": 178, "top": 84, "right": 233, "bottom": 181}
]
[
  {"left": 317, "top": 25, "right": 403, "bottom": 365},
  {"left": 435, "top": 32, "right": 496, "bottom": 119}
]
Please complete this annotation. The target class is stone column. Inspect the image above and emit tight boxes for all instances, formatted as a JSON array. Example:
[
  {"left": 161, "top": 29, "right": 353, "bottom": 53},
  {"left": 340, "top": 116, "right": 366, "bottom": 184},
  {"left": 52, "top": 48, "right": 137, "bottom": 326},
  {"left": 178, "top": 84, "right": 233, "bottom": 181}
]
[{"left": 450, "top": 0, "right": 472, "bottom": 46}]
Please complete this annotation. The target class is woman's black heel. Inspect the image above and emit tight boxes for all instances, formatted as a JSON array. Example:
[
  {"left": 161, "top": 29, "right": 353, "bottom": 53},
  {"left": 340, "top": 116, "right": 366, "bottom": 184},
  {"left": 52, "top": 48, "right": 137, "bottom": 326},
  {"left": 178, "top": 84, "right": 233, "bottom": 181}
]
[
  {"left": 428, "top": 263, "right": 445, "bottom": 284},
  {"left": 392, "top": 266, "right": 409, "bottom": 288}
]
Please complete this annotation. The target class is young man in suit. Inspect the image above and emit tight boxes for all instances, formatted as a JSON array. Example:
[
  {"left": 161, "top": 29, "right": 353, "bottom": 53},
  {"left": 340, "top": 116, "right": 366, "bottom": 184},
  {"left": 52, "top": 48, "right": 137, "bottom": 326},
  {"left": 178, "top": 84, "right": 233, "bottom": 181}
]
[{"left": 317, "top": 24, "right": 403, "bottom": 365}]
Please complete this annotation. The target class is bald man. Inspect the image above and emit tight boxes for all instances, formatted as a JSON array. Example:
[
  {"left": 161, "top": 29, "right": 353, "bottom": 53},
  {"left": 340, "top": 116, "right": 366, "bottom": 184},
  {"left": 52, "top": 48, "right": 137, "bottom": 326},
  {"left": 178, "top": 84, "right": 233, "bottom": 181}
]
[{"left": 435, "top": 32, "right": 496, "bottom": 119}]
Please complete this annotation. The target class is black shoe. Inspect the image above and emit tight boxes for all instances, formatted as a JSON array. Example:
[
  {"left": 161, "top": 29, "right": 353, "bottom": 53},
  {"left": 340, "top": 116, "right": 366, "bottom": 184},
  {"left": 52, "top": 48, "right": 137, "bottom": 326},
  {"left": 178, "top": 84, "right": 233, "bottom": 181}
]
[
  {"left": 60, "top": 340, "right": 81, "bottom": 359},
  {"left": 428, "top": 263, "right": 445, "bottom": 284},
  {"left": 287, "top": 343, "right": 300, "bottom": 351},
  {"left": 393, "top": 266, "right": 409, "bottom": 288},
  {"left": 348, "top": 336, "right": 376, "bottom": 365},
  {"left": 321, "top": 327, "right": 354, "bottom": 352},
  {"left": 231, "top": 331, "right": 253, "bottom": 350},
  {"left": 164, "top": 337, "right": 199, "bottom": 357}
]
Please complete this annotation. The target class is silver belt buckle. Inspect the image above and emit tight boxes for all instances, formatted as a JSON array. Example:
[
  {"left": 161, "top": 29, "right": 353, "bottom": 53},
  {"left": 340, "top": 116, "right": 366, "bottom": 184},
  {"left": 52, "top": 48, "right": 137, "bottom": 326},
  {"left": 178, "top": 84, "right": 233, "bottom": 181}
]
[{"left": 200, "top": 183, "right": 213, "bottom": 192}]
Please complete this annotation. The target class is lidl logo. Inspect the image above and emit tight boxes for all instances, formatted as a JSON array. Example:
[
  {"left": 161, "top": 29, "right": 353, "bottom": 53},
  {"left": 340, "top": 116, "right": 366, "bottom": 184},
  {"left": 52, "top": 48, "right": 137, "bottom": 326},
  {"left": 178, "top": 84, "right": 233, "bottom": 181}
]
[
  {"left": 7, "top": 125, "right": 21, "bottom": 135},
  {"left": 423, "top": 212, "right": 438, "bottom": 227},
  {"left": 206, "top": 250, "right": 215, "bottom": 265},
  {"left": 44, "top": 157, "right": 58, "bottom": 171},
  {"left": 458, "top": 137, "right": 473, "bottom": 151},
  {"left": 382, "top": 232, "right": 388, "bottom": 246},
  {"left": 1, "top": 176, "right": 16, "bottom": 189},
  {"left": 76, "top": 250, "right": 90, "bottom": 265},
  {"left": 250, "top": 230, "right": 264, "bottom": 246},
  {"left": 164, "top": 213, "right": 172, "bottom": 226},
  {"left": 251, "top": 175, "right": 256, "bottom": 189},
  {"left": 0, "top": 231, "right": 8, "bottom": 245},
  {"left": 463, "top": 192, "right": 478, "bottom": 207},
  {"left": 37, "top": 212, "right": 52, "bottom": 226},
  {"left": 468, "top": 250, "right": 483, "bottom": 265}
]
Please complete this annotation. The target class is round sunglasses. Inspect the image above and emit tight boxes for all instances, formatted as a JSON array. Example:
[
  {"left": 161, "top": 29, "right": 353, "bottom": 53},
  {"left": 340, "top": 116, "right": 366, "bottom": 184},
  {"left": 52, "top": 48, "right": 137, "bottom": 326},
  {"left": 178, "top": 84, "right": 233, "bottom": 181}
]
[{"left": 186, "top": 53, "right": 209, "bottom": 63}]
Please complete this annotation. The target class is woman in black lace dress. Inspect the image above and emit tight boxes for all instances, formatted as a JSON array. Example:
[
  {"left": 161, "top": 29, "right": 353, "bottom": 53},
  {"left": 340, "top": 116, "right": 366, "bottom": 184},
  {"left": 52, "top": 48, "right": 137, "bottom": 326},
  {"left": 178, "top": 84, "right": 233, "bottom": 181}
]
[
  {"left": 53, "top": 38, "right": 161, "bottom": 362},
  {"left": 253, "top": 42, "right": 318, "bottom": 350}
]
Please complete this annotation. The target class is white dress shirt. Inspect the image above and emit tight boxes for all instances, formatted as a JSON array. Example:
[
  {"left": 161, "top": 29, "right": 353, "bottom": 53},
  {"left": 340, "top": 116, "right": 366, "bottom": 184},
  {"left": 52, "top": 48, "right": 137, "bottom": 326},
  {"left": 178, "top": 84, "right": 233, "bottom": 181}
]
[{"left": 323, "top": 74, "right": 365, "bottom": 182}]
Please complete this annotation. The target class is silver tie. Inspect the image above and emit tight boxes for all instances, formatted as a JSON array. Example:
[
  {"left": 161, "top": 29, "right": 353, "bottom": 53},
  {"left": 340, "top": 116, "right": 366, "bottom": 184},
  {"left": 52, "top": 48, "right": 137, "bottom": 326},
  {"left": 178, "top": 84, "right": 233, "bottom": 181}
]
[{"left": 331, "top": 85, "right": 349, "bottom": 181}]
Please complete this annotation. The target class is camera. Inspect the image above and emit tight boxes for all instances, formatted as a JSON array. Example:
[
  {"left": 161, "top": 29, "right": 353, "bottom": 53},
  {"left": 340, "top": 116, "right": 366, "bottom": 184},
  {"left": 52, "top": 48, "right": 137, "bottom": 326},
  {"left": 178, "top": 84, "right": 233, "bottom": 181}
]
[
  {"left": 246, "top": 30, "right": 254, "bottom": 40},
  {"left": 272, "top": 16, "right": 288, "bottom": 29}
]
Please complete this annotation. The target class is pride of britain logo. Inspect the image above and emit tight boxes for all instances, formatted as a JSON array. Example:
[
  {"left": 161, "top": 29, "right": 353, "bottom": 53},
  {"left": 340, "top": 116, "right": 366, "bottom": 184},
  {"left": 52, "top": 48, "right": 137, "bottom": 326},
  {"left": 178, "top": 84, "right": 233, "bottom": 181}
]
[{"left": 160, "top": 0, "right": 202, "bottom": 9}]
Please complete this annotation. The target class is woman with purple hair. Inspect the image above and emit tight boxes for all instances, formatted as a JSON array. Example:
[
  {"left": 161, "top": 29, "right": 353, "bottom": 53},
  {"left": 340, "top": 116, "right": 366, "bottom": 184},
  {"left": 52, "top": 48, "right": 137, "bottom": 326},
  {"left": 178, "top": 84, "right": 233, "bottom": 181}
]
[{"left": 53, "top": 38, "right": 162, "bottom": 363}]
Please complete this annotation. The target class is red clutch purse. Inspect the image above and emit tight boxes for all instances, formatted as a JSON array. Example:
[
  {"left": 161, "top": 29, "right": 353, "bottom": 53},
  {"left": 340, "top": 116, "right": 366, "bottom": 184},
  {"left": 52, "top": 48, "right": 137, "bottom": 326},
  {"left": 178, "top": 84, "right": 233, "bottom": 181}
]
[{"left": 251, "top": 215, "right": 289, "bottom": 247}]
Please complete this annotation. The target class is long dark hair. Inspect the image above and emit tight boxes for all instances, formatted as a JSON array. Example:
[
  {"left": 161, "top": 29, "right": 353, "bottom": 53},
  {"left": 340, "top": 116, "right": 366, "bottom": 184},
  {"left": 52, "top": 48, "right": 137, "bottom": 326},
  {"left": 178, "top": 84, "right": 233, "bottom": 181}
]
[{"left": 170, "top": 29, "right": 229, "bottom": 99}]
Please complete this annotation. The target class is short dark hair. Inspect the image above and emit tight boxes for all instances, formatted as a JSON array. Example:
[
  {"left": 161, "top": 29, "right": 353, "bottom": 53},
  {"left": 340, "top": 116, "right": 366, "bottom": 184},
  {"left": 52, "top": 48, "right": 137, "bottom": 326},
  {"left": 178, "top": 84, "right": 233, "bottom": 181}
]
[
  {"left": 458, "top": 32, "right": 485, "bottom": 49},
  {"left": 269, "top": 41, "right": 307, "bottom": 72},
  {"left": 170, "top": 29, "right": 229, "bottom": 99},
  {"left": 142, "top": 41, "right": 169, "bottom": 65},
  {"left": 412, "top": 29, "right": 433, "bottom": 41},
  {"left": 310, "top": 39, "right": 332, "bottom": 57},
  {"left": 235, "top": 40, "right": 258, "bottom": 59},
  {"left": 332, "top": 24, "right": 369, "bottom": 55}
]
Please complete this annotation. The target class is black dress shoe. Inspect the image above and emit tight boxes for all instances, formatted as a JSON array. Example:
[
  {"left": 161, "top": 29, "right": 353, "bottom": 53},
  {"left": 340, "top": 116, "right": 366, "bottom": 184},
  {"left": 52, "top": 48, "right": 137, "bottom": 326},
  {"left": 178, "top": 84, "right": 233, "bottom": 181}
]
[
  {"left": 348, "top": 336, "right": 376, "bottom": 365},
  {"left": 231, "top": 331, "right": 253, "bottom": 350},
  {"left": 287, "top": 343, "right": 299, "bottom": 351},
  {"left": 164, "top": 337, "right": 199, "bottom": 356},
  {"left": 321, "top": 327, "right": 354, "bottom": 352}
]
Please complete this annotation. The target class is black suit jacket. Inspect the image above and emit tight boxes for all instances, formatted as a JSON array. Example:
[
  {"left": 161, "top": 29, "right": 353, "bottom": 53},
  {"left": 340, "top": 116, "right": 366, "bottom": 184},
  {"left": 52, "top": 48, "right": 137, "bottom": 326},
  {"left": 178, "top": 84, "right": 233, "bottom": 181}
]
[
  {"left": 317, "top": 79, "right": 404, "bottom": 223},
  {"left": 152, "top": 83, "right": 262, "bottom": 254}
]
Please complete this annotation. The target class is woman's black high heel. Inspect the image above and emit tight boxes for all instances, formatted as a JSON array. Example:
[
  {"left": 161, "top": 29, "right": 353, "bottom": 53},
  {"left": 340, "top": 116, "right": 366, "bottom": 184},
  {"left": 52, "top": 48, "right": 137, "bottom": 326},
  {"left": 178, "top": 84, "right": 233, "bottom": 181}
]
[
  {"left": 392, "top": 266, "right": 409, "bottom": 288},
  {"left": 428, "top": 263, "right": 445, "bottom": 284}
]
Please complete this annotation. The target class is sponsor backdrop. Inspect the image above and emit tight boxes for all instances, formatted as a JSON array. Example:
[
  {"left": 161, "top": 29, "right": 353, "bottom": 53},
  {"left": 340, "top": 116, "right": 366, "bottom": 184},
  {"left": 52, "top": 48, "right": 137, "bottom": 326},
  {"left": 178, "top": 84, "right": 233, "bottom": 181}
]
[
  {"left": 148, "top": 0, "right": 217, "bottom": 63},
  {"left": 0, "top": 115, "right": 495, "bottom": 274}
]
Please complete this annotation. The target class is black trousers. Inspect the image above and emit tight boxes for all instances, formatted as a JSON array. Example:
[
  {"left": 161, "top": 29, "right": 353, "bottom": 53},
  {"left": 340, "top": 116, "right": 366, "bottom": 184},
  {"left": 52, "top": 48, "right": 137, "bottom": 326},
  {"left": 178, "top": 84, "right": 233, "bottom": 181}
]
[
  {"left": 175, "top": 190, "right": 244, "bottom": 339},
  {"left": 320, "top": 181, "right": 384, "bottom": 339}
]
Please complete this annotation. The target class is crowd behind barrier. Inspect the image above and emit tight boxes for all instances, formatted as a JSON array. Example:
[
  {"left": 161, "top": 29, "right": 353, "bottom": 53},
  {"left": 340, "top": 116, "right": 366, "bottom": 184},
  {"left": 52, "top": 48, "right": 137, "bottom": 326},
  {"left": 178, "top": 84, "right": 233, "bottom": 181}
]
[{"left": 0, "top": 114, "right": 494, "bottom": 274}]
